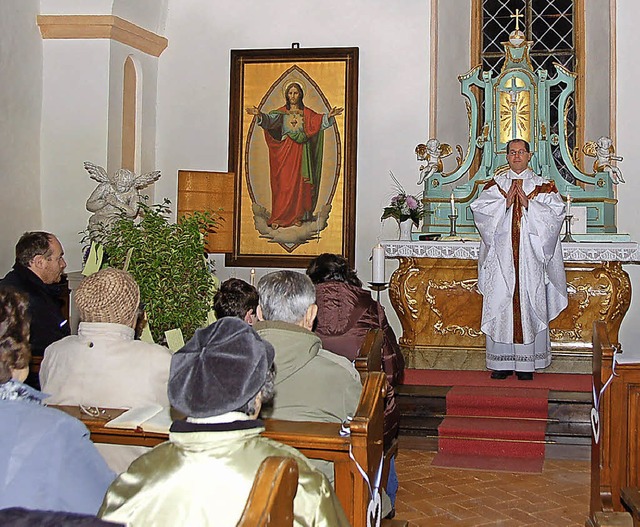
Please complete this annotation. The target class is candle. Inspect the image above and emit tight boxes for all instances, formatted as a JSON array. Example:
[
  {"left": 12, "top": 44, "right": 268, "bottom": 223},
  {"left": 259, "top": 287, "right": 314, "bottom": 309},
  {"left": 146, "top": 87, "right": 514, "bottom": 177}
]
[
  {"left": 250, "top": 268, "right": 256, "bottom": 286},
  {"left": 566, "top": 194, "right": 572, "bottom": 216},
  {"left": 372, "top": 244, "right": 385, "bottom": 284},
  {"left": 450, "top": 193, "right": 456, "bottom": 216}
]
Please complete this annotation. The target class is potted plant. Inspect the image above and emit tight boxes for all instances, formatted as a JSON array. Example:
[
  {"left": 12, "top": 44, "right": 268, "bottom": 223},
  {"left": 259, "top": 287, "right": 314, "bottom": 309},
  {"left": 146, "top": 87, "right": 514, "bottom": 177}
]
[{"left": 100, "top": 198, "right": 219, "bottom": 343}]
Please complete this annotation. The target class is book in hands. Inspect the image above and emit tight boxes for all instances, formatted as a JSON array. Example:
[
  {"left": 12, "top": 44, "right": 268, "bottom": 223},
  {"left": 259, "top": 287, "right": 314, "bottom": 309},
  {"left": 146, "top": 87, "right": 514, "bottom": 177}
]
[{"left": 104, "top": 405, "right": 172, "bottom": 434}]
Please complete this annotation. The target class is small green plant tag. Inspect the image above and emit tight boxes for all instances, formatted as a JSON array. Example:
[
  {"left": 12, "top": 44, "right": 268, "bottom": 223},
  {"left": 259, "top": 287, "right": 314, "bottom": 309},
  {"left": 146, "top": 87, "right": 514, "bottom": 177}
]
[
  {"left": 165, "top": 328, "right": 185, "bottom": 352},
  {"left": 82, "top": 242, "right": 103, "bottom": 276}
]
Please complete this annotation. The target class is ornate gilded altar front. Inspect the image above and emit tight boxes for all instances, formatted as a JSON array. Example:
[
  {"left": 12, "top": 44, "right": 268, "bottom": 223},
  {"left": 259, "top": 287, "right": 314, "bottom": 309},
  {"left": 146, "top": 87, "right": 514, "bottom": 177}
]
[{"left": 385, "top": 241, "right": 639, "bottom": 373}]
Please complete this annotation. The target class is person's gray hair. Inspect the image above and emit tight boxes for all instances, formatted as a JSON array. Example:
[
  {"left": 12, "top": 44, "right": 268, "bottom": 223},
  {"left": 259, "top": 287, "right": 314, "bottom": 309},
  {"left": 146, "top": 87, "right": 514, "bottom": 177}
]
[{"left": 257, "top": 270, "right": 316, "bottom": 324}]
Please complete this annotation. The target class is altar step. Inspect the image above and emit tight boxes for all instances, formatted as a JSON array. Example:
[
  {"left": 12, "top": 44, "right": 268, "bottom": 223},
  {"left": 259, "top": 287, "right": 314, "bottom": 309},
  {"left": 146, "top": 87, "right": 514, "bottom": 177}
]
[
  {"left": 403, "top": 347, "right": 592, "bottom": 374},
  {"left": 396, "top": 384, "right": 592, "bottom": 460}
]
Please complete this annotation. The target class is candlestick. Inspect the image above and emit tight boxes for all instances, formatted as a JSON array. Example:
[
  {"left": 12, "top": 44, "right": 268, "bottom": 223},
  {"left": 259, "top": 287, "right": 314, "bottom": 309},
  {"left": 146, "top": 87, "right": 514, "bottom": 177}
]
[
  {"left": 562, "top": 215, "right": 575, "bottom": 243},
  {"left": 448, "top": 214, "right": 458, "bottom": 237},
  {"left": 566, "top": 193, "right": 572, "bottom": 216},
  {"left": 372, "top": 244, "right": 385, "bottom": 284},
  {"left": 450, "top": 193, "right": 455, "bottom": 216},
  {"left": 250, "top": 268, "right": 256, "bottom": 286}
]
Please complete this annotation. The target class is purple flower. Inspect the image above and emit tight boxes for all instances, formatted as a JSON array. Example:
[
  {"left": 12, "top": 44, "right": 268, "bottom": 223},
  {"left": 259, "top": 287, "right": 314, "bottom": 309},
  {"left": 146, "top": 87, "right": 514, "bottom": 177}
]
[{"left": 406, "top": 195, "right": 418, "bottom": 210}]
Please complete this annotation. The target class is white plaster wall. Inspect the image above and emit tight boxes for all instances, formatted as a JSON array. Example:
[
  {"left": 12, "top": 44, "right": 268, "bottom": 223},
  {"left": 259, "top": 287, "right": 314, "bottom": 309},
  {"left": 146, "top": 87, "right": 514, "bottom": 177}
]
[
  {"left": 40, "top": 39, "right": 111, "bottom": 270},
  {"left": 106, "top": 43, "right": 160, "bottom": 180},
  {"left": 615, "top": 0, "right": 640, "bottom": 362},
  {"left": 109, "top": 0, "right": 165, "bottom": 190},
  {"left": 0, "top": 0, "right": 43, "bottom": 275},
  {"left": 39, "top": 0, "right": 113, "bottom": 15},
  {"left": 155, "top": 0, "right": 431, "bottom": 324},
  {"left": 584, "top": 0, "right": 611, "bottom": 141},
  {"left": 435, "top": 0, "right": 472, "bottom": 148},
  {"left": 112, "top": 0, "right": 169, "bottom": 34},
  {"left": 37, "top": 0, "right": 166, "bottom": 271}
]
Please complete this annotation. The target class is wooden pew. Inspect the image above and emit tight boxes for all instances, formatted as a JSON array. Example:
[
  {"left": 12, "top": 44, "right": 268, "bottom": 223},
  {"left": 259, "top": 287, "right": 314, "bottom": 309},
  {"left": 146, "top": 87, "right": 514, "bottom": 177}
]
[
  {"left": 621, "top": 487, "right": 640, "bottom": 527},
  {"left": 51, "top": 370, "right": 388, "bottom": 527},
  {"left": 237, "top": 456, "right": 298, "bottom": 527},
  {"left": 260, "top": 370, "right": 387, "bottom": 527},
  {"left": 354, "top": 327, "right": 399, "bottom": 493},
  {"left": 355, "top": 327, "right": 383, "bottom": 382},
  {"left": 587, "top": 321, "right": 637, "bottom": 527}
]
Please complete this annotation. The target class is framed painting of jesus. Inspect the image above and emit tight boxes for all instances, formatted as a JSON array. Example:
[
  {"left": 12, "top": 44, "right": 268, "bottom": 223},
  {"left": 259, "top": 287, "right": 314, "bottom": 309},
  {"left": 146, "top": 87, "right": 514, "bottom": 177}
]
[{"left": 226, "top": 46, "right": 359, "bottom": 268}]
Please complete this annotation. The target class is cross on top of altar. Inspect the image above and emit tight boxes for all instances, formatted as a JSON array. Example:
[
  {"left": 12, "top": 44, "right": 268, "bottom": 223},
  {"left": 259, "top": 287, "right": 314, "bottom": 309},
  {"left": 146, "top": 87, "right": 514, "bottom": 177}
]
[
  {"left": 415, "top": 8, "right": 626, "bottom": 242},
  {"left": 510, "top": 8, "right": 523, "bottom": 32}
]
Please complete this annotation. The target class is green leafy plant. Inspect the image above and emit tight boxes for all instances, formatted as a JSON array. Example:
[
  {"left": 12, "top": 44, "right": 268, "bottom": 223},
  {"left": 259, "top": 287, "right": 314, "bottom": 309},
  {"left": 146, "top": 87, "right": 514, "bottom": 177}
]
[{"left": 101, "top": 198, "right": 219, "bottom": 343}]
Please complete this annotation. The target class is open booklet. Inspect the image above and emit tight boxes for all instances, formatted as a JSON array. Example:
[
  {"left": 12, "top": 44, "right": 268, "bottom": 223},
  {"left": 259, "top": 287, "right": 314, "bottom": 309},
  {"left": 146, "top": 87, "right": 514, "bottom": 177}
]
[{"left": 104, "top": 405, "right": 172, "bottom": 434}]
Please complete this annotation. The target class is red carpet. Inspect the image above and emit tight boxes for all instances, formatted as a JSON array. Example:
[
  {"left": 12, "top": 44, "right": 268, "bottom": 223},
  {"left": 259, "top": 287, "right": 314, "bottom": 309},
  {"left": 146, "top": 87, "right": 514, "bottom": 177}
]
[
  {"left": 432, "top": 386, "right": 548, "bottom": 473},
  {"left": 404, "top": 368, "right": 590, "bottom": 392}
]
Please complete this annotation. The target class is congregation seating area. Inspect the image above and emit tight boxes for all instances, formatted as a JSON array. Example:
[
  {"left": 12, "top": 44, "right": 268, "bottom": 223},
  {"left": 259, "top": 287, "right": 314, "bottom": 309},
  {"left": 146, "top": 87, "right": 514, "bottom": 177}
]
[{"left": 54, "top": 328, "right": 407, "bottom": 527}]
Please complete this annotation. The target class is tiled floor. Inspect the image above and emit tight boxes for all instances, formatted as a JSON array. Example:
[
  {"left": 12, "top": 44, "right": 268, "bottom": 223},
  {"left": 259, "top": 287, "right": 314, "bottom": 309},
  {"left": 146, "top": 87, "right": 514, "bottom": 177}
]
[{"left": 394, "top": 450, "right": 590, "bottom": 526}]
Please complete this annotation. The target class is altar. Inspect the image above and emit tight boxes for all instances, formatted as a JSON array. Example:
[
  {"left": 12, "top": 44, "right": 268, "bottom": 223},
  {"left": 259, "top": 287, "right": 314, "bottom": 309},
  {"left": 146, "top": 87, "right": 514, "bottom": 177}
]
[
  {"left": 384, "top": 240, "right": 640, "bottom": 373},
  {"left": 391, "top": 20, "right": 637, "bottom": 374}
]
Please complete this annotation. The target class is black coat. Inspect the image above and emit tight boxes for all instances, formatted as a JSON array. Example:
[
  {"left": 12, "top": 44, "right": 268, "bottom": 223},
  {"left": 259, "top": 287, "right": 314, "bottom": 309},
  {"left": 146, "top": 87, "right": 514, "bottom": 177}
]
[{"left": 0, "top": 264, "right": 70, "bottom": 388}]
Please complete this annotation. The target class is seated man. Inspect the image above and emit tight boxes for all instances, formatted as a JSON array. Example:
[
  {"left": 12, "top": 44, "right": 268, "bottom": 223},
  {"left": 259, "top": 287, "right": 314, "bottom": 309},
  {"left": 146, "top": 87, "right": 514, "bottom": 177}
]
[
  {"left": 40, "top": 267, "right": 172, "bottom": 473},
  {"left": 0, "top": 231, "right": 70, "bottom": 389},
  {"left": 99, "top": 317, "right": 349, "bottom": 527},
  {"left": 254, "top": 271, "right": 363, "bottom": 485},
  {"left": 0, "top": 288, "right": 115, "bottom": 514},
  {"left": 254, "top": 271, "right": 362, "bottom": 424},
  {"left": 213, "top": 277, "right": 259, "bottom": 324}
]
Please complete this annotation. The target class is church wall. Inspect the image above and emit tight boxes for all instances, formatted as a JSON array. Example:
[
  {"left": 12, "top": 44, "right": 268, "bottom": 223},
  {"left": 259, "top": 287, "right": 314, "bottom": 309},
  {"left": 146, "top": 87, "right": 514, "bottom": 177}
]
[
  {"left": 106, "top": 43, "right": 161, "bottom": 189},
  {"left": 34, "top": 0, "right": 167, "bottom": 272},
  {"left": 433, "top": 0, "right": 472, "bottom": 153},
  {"left": 40, "top": 39, "right": 111, "bottom": 266},
  {"left": 154, "top": 0, "right": 432, "bottom": 323},
  {"left": 0, "top": 0, "right": 44, "bottom": 274},
  {"left": 615, "top": 0, "right": 640, "bottom": 362},
  {"left": 584, "top": 0, "right": 612, "bottom": 143}
]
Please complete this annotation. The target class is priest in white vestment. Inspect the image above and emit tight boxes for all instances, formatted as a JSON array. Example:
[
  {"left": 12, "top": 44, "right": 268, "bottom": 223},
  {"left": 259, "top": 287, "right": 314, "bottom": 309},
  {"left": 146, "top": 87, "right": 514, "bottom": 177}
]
[{"left": 470, "top": 139, "right": 568, "bottom": 380}]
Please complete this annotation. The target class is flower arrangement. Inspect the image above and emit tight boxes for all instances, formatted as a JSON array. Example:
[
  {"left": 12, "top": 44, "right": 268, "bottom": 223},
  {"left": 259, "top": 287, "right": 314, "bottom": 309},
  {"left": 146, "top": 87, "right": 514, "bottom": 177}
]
[{"left": 381, "top": 172, "right": 423, "bottom": 227}]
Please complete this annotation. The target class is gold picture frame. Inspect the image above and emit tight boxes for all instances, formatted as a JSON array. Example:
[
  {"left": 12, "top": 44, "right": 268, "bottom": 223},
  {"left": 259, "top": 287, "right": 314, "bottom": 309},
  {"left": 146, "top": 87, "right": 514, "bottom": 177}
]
[{"left": 227, "top": 47, "right": 359, "bottom": 268}]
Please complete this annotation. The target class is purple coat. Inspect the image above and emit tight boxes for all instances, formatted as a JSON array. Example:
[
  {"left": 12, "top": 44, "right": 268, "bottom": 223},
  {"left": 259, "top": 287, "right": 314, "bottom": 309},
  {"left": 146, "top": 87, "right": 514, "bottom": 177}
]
[{"left": 313, "top": 281, "right": 405, "bottom": 448}]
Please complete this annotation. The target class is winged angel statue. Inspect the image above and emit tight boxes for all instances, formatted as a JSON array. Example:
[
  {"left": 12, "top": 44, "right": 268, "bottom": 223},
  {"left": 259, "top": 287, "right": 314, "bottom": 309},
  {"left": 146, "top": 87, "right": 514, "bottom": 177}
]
[
  {"left": 84, "top": 161, "right": 161, "bottom": 241},
  {"left": 416, "top": 138, "right": 453, "bottom": 185},
  {"left": 582, "top": 136, "right": 624, "bottom": 184}
]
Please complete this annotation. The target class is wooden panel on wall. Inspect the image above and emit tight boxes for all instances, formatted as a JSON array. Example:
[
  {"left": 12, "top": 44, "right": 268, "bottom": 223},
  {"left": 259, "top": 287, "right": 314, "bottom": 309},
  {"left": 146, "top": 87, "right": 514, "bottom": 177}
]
[{"left": 177, "top": 170, "right": 235, "bottom": 254}]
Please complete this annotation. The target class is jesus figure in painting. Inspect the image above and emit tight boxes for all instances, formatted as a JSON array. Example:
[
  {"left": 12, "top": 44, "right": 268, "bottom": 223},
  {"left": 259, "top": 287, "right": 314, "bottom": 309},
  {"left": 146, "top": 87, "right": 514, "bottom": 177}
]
[{"left": 246, "top": 82, "right": 343, "bottom": 229}]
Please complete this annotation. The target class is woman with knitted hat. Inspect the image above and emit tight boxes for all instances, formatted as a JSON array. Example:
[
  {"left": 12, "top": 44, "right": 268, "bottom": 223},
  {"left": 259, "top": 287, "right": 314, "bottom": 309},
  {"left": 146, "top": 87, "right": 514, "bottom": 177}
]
[{"left": 40, "top": 267, "right": 173, "bottom": 473}]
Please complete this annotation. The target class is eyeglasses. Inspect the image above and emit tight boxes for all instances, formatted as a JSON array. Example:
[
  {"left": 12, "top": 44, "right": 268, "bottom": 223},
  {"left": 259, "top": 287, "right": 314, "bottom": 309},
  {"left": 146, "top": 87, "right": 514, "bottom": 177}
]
[{"left": 507, "top": 150, "right": 528, "bottom": 156}]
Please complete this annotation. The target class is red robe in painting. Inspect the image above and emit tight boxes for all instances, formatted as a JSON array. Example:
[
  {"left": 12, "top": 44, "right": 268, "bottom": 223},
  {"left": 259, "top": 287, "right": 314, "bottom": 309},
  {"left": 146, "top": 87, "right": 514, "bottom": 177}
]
[{"left": 260, "top": 106, "right": 326, "bottom": 228}]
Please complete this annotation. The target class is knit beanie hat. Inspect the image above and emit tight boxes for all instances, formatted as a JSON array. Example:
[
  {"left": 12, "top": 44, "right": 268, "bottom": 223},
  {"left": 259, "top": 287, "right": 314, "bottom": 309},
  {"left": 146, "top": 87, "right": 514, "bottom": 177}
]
[{"left": 75, "top": 268, "right": 140, "bottom": 327}]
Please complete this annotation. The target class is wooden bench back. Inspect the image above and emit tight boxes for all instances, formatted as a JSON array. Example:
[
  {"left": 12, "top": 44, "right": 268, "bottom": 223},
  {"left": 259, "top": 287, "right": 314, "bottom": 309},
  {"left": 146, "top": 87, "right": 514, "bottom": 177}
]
[
  {"left": 591, "top": 320, "right": 609, "bottom": 515},
  {"left": 237, "top": 456, "right": 298, "bottom": 527},
  {"left": 263, "top": 371, "right": 386, "bottom": 527},
  {"left": 354, "top": 328, "right": 383, "bottom": 382},
  {"left": 588, "top": 321, "right": 634, "bottom": 527}
]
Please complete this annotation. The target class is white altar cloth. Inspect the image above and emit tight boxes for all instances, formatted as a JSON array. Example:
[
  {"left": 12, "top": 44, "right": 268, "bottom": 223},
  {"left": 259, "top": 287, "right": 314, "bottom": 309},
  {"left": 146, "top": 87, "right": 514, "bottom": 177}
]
[{"left": 382, "top": 240, "right": 640, "bottom": 263}]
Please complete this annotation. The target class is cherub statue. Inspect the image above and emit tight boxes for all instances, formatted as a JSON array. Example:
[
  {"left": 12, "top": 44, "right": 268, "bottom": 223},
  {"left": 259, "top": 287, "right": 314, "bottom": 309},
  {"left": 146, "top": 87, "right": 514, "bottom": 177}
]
[
  {"left": 84, "top": 162, "right": 161, "bottom": 241},
  {"left": 582, "top": 136, "right": 625, "bottom": 184},
  {"left": 415, "top": 138, "right": 453, "bottom": 185}
]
